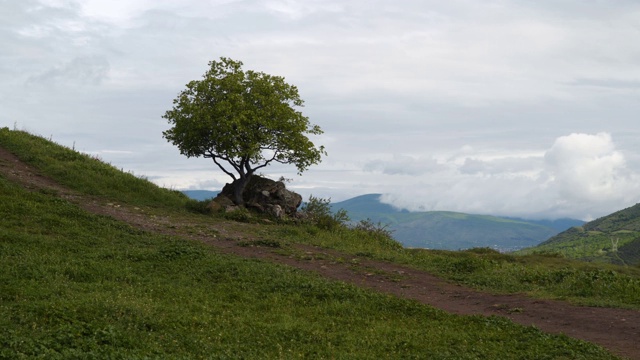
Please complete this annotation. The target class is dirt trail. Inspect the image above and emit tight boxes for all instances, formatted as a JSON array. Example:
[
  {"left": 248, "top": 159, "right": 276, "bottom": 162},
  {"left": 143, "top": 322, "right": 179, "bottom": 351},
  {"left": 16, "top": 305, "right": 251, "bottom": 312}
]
[{"left": 1, "top": 146, "right": 638, "bottom": 360}]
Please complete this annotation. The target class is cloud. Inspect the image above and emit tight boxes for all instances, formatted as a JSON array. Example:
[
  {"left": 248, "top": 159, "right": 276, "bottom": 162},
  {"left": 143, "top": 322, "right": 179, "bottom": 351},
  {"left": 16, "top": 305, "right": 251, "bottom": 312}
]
[
  {"left": 459, "top": 155, "right": 544, "bottom": 176},
  {"left": 262, "top": 0, "right": 344, "bottom": 20},
  {"left": 364, "top": 154, "right": 441, "bottom": 176},
  {"left": 569, "top": 78, "right": 640, "bottom": 90},
  {"left": 27, "top": 55, "right": 110, "bottom": 86},
  {"left": 544, "top": 133, "right": 637, "bottom": 202},
  {"left": 379, "top": 133, "right": 640, "bottom": 220}
]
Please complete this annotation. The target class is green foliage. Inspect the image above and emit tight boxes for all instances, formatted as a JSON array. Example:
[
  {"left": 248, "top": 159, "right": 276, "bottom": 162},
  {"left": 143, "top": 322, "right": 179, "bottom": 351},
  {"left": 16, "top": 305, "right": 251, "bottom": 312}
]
[
  {"left": 162, "top": 57, "right": 326, "bottom": 182},
  {"left": 466, "top": 247, "right": 503, "bottom": 255},
  {"left": 355, "top": 218, "right": 395, "bottom": 239},
  {"left": 301, "top": 195, "right": 350, "bottom": 231},
  {"left": 221, "top": 206, "right": 254, "bottom": 223},
  {"left": 0, "top": 178, "right": 618, "bottom": 359},
  {"left": 184, "top": 198, "right": 213, "bottom": 214}
]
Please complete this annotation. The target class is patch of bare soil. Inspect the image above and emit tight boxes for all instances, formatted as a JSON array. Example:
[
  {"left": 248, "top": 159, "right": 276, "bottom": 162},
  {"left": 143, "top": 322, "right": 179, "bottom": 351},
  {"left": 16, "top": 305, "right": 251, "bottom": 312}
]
[{"left": 0, "top": 146, "right": 638, "bottom": 360}]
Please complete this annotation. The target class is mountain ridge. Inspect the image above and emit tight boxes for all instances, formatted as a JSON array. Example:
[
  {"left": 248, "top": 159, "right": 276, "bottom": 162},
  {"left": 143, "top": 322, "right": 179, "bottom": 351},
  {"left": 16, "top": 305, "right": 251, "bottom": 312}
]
[
  {"left": 181, "top": 189, "right": 219, "bottom": 201},
  {"left": 331, "top": 194, "right": 583, "bottom": 251},
  {"left": 522, "top": 202, "right": 640, "bottom": 265}
]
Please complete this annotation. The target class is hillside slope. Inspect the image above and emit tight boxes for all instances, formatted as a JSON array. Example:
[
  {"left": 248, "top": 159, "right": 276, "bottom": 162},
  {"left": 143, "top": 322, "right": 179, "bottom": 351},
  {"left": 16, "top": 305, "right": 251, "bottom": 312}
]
[
  {"left": 332, "top": 194, "right": 580, "bottom": 251},
  {"left": 1, "top": 128, "right": 639, "bottom": 359},
  {"left": 521, "top": 203, "right": 640, "bottom": 265}
]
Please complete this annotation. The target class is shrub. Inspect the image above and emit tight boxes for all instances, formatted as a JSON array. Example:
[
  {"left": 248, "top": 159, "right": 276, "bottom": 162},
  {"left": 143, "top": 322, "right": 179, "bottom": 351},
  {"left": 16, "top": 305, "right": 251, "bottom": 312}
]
[
  {"left": 466, "top": 247, "right": 501, "bottom": 255},
  {"left": 354, "top": 218, "right": 394, "bottom": 239},
  {"left": 300, "top": 195, "right": 350, "bottom": 231},
  {"left": 222, "top": 207, "right": 254, "bottom": 223},
  {"left": 185, "top": 199, "right": 212, "bottom": 214}
]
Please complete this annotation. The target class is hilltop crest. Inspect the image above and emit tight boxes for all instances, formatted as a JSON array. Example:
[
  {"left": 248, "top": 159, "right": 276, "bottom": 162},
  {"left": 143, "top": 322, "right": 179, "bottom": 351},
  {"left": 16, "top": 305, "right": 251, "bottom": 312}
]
[{"left": 522, "top": 202, "right": 640, "bottom": 265}]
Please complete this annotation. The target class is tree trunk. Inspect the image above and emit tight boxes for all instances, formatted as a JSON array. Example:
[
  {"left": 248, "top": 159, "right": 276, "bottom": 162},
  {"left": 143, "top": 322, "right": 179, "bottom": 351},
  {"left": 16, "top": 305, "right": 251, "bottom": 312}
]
[{"left": 232, "top": 173, "right": 252, "bottom": 206}]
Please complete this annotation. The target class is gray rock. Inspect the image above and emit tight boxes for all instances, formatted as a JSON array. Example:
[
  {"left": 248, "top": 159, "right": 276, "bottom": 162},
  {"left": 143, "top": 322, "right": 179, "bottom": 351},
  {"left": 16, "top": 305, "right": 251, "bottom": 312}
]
[{"left": 213, "top": 175, "right": 302, "bottom": 216}]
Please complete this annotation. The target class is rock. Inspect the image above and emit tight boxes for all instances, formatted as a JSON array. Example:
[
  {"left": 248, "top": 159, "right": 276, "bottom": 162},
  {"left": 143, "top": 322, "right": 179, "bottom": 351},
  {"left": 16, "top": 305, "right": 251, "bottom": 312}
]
[
  {"left": 207, "top": 194, "right": 235, "bottom": 212},
  {"left": 214, "top": 175, "right": 302, "bottom": 216},
  {"left": 267, "top": 204, "right": 284, "bottom": 218}
]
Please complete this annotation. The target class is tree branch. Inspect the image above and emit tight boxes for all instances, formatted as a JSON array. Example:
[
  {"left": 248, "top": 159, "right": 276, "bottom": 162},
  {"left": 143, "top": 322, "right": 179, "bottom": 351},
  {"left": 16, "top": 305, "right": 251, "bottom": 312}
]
[
  {"left": 211, "top": 156, "right": 236, "bottom": 181},
  {"left": 252, "top": 150, "right": 280, "bottom": 172}
]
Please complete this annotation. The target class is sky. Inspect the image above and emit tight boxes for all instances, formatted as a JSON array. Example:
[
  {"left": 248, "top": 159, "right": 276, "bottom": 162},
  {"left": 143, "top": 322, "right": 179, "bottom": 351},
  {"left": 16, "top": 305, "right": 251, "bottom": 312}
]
[{"left": 3, "top": 0, "right": 640, "bottom": 221}]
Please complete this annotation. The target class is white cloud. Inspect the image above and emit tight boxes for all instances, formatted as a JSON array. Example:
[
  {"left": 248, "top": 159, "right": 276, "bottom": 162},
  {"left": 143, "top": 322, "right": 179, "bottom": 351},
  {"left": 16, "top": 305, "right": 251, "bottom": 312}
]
[
  {"left": 379, "top": 133, "right": 640, "bottom": 220},
  {"left": 262, "top": 0, "right": 344, "bottom": 20},
  {"left": 544, "top": 133, "right": 638, "bottom": 202},
  {"left": 364, "top": 154, "right": 441, "bottom": 176},
  {"left": 27, "top": 55, "right": 110, "bottom": 86}
]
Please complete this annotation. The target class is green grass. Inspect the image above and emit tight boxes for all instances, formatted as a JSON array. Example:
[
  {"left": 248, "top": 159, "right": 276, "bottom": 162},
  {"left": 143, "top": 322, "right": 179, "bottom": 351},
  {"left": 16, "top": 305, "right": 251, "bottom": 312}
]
[
  {"left": 272, "top": 225, "right": 640, "bottom": 309},
  {"left": 0, "top": 173, "right": 618, "bottom": 359},
  {"left": 408, "top": 250, "right": 640, "bottom": 308},
  {"left": 0, "top": 128, "right": 631, "bottom": 358},
  {"left": 0, "top": 128, "right": 189, "bottom": 209}
]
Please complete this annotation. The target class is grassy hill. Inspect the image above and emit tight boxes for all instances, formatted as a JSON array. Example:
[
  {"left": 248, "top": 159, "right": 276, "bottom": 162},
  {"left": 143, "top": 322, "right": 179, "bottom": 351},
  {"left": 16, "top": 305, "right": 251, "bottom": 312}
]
[
  {"left": 0, "top": 127, "right": 636, "bottom": 358},
  {"left": 520, "top": 203, "right": 640, "bottom": 266},
  {"left": 332, "top": 194, "right": 580, "bottom": 251}
]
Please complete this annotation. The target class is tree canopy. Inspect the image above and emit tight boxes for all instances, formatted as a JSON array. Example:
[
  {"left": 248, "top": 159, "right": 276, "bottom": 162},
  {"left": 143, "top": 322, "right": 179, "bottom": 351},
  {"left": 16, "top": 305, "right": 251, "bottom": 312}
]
[{"left": 162, "top": 57, "right": 326, "bottom": 205}]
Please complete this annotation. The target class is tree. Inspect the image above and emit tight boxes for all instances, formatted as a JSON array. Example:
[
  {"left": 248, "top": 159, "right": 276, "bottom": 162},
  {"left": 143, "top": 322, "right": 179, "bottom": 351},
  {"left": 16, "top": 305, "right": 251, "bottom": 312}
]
[{"left": 162, "top": 57, "right": 326, "bottom": 206}]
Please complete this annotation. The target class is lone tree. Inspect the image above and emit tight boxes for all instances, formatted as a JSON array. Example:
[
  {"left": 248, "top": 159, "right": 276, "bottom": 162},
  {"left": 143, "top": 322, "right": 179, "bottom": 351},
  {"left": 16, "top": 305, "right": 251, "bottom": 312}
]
[{"left": 162, "top": 57, "right": 326, "bottom": 206}]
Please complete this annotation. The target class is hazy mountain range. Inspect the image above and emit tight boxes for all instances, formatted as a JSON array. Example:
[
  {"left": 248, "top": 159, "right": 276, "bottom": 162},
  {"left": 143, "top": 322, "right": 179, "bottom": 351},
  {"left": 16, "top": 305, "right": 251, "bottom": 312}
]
[
  {"left": 331, "top": 194, "right": 584, "bottom": 251},
  {"left": 183, "top": 191, "right": 584, "bottom": 251},
  {"left": 182, "top": 190, "right": 219, "bottom": 201}
]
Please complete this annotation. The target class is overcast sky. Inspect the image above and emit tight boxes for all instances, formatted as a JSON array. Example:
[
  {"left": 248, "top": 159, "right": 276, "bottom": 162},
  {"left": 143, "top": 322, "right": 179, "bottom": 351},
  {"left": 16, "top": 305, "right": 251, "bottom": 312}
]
[{"left": 3, "top": 0, "right": 640, "bottom": 220}]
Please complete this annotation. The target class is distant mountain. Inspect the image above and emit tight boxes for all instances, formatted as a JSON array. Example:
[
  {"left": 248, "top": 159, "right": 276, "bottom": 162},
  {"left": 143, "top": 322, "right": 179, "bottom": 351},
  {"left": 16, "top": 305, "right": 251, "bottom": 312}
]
[
  {"left": 521, "top": 203, "right": 640, "bottom": 265},
  {"left": 332, "top": 194, "right": 583, "bottom": 252},
  {"left": 182, "top": 190, "right": 219, "bottom": 201},
  {"left": 331, "top": 194, "right": 408, "bottom": 216}
]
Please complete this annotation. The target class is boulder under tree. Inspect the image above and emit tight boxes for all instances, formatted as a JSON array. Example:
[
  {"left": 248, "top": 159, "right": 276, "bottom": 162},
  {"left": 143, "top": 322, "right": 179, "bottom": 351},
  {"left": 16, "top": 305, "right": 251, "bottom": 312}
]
[{"left": 211, "top": 176, "right": 302, "bottom": 217}]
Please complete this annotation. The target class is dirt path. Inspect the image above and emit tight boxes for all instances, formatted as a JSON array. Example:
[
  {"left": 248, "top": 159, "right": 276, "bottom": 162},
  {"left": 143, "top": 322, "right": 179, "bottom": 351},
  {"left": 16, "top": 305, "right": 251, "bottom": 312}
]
[{"left": 1, "top": 146, "right": 638, "bottom": 360}]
